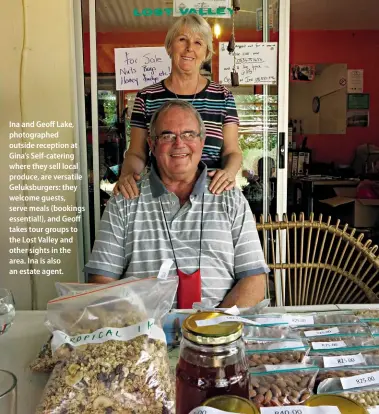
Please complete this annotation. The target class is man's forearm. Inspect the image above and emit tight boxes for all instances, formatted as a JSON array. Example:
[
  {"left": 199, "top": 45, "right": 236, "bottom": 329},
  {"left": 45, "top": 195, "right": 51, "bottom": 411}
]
[
  {"left": 89, "top": 274, "right": 115, "bottom": 284},
  {"left": 219, "top": 274, "right": 266, "bottom": 308}
]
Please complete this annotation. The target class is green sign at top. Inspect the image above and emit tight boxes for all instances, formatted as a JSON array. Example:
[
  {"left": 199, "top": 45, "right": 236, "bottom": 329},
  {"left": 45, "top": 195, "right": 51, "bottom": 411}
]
[{"left": 133, "top": 7, "right": 233, "bottom": 17}]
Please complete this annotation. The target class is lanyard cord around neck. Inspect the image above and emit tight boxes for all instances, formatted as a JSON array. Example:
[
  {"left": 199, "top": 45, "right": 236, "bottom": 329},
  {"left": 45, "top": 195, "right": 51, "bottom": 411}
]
[{"left": 159, "top": 194, "right": 204, "bottom": 271}]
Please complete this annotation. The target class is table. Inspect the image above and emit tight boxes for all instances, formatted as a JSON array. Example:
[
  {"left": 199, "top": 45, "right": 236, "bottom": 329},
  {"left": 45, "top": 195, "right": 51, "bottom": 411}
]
[
  {"left": 3, "top": 306, "right": 379, "bottom": 414},
  {"left": 294, "top": 176, "right": 359, "bottom": 218},
  {"left": 0, "top": 311, "right": 50, "bottom": 414}
]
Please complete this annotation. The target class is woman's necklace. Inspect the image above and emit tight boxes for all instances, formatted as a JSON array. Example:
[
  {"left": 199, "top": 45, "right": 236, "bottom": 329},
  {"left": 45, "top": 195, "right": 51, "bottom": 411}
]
[{"left": 170, "top": 74, "right": 200, "bottom": 105}]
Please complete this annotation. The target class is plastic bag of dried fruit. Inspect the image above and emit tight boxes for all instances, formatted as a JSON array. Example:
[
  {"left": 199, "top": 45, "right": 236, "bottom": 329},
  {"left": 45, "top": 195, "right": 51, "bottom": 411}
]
[
  {"left": 249, "top": 364, "right": 319, "bottom": 407},
  {"left": 35, "top": 276, "right": 178, "bottom": 414},
  {"left": 29, "top": 283, "right": 99, "bottom": 373}
]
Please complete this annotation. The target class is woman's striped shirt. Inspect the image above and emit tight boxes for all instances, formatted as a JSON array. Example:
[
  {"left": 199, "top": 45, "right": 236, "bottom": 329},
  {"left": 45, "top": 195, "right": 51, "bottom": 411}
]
[{"left": 130, "top": 80, "right": 239, "bottom": 170}]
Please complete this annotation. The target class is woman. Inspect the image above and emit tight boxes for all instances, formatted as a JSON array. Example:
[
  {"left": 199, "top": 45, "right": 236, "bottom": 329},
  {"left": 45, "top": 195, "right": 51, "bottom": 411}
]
[{"left": 114, "top": 14, "right": 242, "bottom": 198}]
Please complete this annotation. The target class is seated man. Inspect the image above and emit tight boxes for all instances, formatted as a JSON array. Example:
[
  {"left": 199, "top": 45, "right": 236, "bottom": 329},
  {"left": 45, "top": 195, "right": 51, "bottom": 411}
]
[{"left": 85, "top": 100, "right": 269, "bottom": 308}]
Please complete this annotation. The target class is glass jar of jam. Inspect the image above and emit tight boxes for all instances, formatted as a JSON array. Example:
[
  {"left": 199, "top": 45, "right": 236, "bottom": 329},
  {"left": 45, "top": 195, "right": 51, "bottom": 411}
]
[{"left": 176, "top": 312, "right": 249, "bottom": 414}]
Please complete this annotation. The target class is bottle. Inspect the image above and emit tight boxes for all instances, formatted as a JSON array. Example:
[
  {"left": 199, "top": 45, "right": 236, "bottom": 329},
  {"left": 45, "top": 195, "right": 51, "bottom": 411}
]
[{"left": 176, "top": 312, "right": 249, "bottom": 414}]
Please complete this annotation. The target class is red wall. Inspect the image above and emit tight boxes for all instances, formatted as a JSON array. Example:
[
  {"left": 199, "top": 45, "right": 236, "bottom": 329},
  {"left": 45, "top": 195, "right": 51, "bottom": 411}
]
[
  {"left": 290, "top": 30, "right": 379, "bottom": 165},
  {"left": 84, "top": 29, "right": 379, "bottom": 165}
]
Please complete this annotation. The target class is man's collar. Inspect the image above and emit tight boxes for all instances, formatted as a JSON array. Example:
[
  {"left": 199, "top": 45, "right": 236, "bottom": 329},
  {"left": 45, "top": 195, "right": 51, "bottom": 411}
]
[{"left": 149, "top": 161, "right": 208, "bottom": 198}]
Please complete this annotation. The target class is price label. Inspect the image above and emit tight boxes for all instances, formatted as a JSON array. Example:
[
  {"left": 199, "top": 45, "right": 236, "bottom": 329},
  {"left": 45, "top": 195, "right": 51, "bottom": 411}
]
[
  {"left": 312, "top": 340, "right": 347, "bottom": 350},
  {"left": 341, "top": 370, "right": 379, "bottom": 390},
  {"left": 323, "top": 353, "right": 366, "bottom": 368},
  {"left": 283, "top": 315, "right": 315, "bottom": 325},
  {"left": 304, "top": 327, "right": 340, "bottom": 337},
  {"left": 189, "top": 407, "right": 237, "bottom": 414},
  {"left": 368, "top": 406, "right": 379, "bottom": 414},
  {"left": 195, "top": 315, "right": 261, "bottom": 327},
  {"left": 266, "top": 341, "right": 305, "bottom": 350},
  {"left": 260, "top": 406, "right": 341, "bottom": 414}
]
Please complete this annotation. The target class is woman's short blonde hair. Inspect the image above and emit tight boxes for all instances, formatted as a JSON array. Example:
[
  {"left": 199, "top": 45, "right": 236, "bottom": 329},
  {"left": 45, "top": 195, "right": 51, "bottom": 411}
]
[{"left": 165, "top": 15, "right": 214, "bottom": 62}]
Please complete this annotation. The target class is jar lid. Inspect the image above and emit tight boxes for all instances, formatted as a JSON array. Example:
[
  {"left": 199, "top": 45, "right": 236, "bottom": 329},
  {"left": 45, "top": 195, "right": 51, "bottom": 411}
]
[
  {"left": 203, "top": 395, "right": 259, "bottom": 414},
  {"left": 182, "top": 312, "right": 243, "bottom": 345},
  {"left": 305, "top": 394, "right": 368, "bottom": 414}
]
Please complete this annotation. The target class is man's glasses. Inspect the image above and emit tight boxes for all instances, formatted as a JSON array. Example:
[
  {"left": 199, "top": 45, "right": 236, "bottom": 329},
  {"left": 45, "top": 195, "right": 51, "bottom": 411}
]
[{"left": 155, "top": 131, "right": 201, "bottom": 143}]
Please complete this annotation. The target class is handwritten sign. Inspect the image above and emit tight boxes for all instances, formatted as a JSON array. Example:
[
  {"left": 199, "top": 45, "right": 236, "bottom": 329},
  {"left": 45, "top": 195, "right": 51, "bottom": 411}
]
[
  {"left": 115, "top": 47, "right": 171, "bottom": 91},
  {"left": 219, "top": 42, "right": 277, "bottom": 85}
]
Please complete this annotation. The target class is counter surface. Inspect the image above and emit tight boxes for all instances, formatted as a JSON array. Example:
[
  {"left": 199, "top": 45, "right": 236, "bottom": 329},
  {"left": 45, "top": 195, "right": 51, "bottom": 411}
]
[{"left": 2, "top": 306, "right": 379, "bottom": 414}]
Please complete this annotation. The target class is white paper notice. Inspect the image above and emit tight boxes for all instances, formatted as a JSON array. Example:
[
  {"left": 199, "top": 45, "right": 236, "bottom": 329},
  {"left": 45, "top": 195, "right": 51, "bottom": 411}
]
[
  {"left": 323, "top": 353, "right": 366, "bottom": 368},
  {"left": 260, "top": 406, "right": 341, "bottom": 414},
  {"left": 219, "top": 42, "right": 277, "bottom": 85},
  {"left": 312, "top": 341, "right": 347, "bottom": 350},
  {"left": 348, "top": 69, "right": 364, "bottom": 93},
  {"left": 115, "top": 47, "right": 171, "bottom": 91},
  {"left": 304, "top": 327, "right": 339, "bottom": 337},
  {"left": 341, "top": 370, "right": 379, "bottom": 390},
  {"left": 195, "top": 315, "right": 261, "bottom": 327},
  {"left": 368, "top": 406, "right": 379, "bottom": 414},
  {"left": 283, "top": 315, "right": 315, "bottom": 326}
]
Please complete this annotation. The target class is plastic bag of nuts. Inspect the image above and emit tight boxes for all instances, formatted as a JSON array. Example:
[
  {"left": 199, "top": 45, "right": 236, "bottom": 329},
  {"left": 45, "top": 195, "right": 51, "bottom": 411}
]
[
  {"left": 354, "top": 309, "right": 379, "bottom": 320},
  {"left": 296, "top": 324, "right": 371, "bottom": 338},
  {"left": 35, "top": 276, "right": 178, "bottom": 414},
  {"left": 308, "top": 312, "right": 361, "bottom": 326},
  {"left": 249, "top": 365, "right": 319, "bottom": 407},
  {"left": 316, "top": 366, "right": 379, "bottom": 386},
  {"left": 244, "top": 325, "right": 300, "bottom": 341},
  {"left": 246, "top": 340, "right": 310, "bottom": 367},
  {"left": 318, "top": 377, "right": 379, "bottom": 408},
  {"left": 309, "top": 337, "right": 379, "bottom": 356}
]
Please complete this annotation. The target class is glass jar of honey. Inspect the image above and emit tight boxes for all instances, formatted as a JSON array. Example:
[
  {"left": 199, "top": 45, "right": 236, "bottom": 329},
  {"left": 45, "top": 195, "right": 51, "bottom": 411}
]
[{"left": 176, "top": 312, "right": 249, "bottom": 414}]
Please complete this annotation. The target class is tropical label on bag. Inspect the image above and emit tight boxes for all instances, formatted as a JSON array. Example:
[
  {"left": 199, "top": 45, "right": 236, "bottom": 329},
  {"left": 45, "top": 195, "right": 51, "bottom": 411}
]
[
  {"left": 323, "top": 353, "right": 365, "bottom": 368},
  {"left": 51, "top": 318, "right": 166, "bottom": 352},
  {"left": 311, "top": 340, "right": 347, "bottom": 350}
]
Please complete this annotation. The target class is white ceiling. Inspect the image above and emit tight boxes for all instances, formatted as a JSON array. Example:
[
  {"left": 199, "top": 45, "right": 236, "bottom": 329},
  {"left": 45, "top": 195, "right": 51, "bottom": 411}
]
[{"left": 82, "top": 0, "right": 379, "bottom": 32}]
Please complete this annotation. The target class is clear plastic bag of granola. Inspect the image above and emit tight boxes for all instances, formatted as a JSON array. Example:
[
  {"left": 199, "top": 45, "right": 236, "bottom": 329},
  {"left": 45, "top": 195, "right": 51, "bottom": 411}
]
[
  {"left": 36, "top": 276, "right": 178, "bottom": 414},
  {"left": 54, "top": 282, "right": 100, "bottom": 297},
  {"left": 249, "top": 365, "right": 318, "bottom": 407},
  {"left": 30, "top": 282, "right": 101, "bottom": 373}
]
